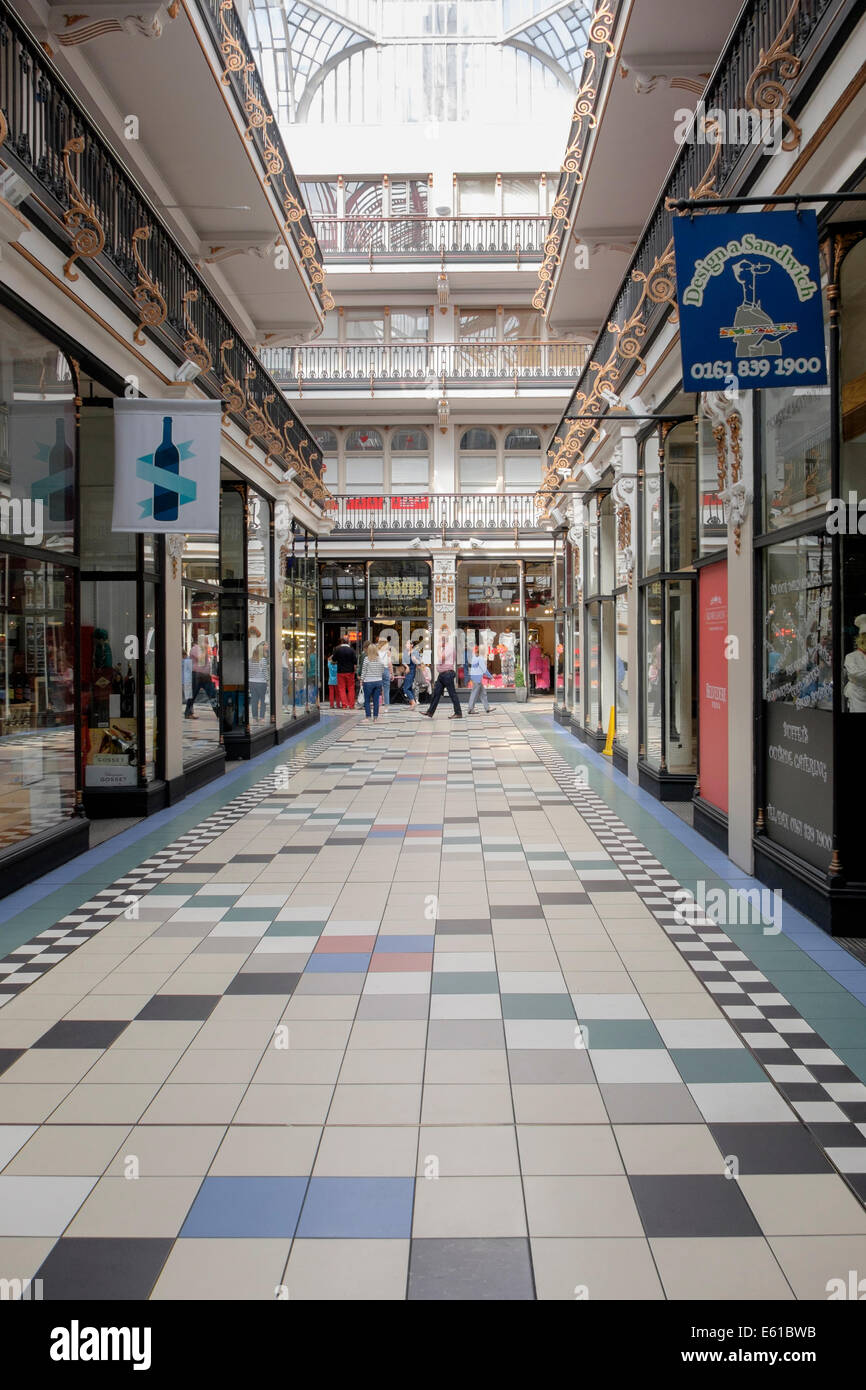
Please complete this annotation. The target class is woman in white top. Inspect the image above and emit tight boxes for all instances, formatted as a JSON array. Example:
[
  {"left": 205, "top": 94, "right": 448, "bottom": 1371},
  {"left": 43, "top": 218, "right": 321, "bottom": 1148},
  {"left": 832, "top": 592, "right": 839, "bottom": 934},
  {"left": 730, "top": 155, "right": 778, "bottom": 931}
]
[
  {"left": 377, "top": 636, "right": 393, "bottom": 715},
  {"left": 360, "top": 643, "right": 385, "bottom": 720}
]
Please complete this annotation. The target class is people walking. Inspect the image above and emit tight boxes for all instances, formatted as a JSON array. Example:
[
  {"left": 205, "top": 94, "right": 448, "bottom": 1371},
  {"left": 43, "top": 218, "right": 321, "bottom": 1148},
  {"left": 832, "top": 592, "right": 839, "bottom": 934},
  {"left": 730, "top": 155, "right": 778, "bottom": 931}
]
[
  {"left": 327, "top": 653, "right": 338, "bottom": 709},
  {"left": 467, "top": 644, "right": 492, "bottom": 713},
  {"left": 423, "top": 624, "right": 462, "bottom": 719},
  {"left": 377, "top": 635, "right": 393, "bottom": 715},
  {"left": 360, "top": 642, "right": 385, "bottom": 721},
  {"left": 402, "top": 639, "right": 420, "bottom": 708},
  {"left": 332, "top": 637, "right": 357, "bottom": 710}
]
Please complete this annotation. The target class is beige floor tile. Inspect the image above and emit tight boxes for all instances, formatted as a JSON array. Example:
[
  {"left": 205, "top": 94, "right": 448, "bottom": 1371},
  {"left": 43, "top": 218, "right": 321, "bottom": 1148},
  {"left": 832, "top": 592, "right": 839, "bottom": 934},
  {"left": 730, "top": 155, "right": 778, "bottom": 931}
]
[
  {"left": 284, "top": 1239, "right": 409, "bottom": 1300},
  {"left": 651, "top": 1237, "right": 795, "bottom": 1300},
  {"left": 418, "top": 1125, "right": 519, "bottom": 1177},
  {"left": 84, "top": 1049, "right": 187, "bottom": 1085},
  {"left": 0, "top": 1050, "right": 102, "bottom": 1085},
  {"left": 104, "top": 1126, "right": 225, "bottom": 1177},
  {"left": 511, "top": 1083, "right": 607, "bottom": 1124},
  {"left": 209, "top": 1125, "right": 321, "bottom": 1176},
  {"left": 420, "top": 1084, "right": 514, "bottom": 1125},
  {"left": 423, "top": 1050, "right": 510, "bottom": 1085},
  {"left": 139, "top": 1084, "right": 246, "bottom": 1126},
  {"left": 314, "top": 1126, "right": 418, "bottom": 1177},
  {"left": 327, "top": 1084, "right": 421, "bottom": 1125},
  {"left": 0, "top": 1236, "right": 59, "bottom": 1286},
  {"left": 5, "top": 1125, "right": 130, "bottom": 1176},
  {"left": 49, "top": 1083, "right": 162, "bottom": 1125},
  {"left": 412, "top": 1175, "right": 527, "bottom": 1238},
  {"left": 525, "top": 1172, "right": 643, "bottom": 1235},
  {"left": 517, "top": 1124, "right": 624, "bottom": 1176},
  {"left": 151, "top": 1237, "right": 291, "bottom": 1300},
  {"left": 338, "top": 1050, "right": 425, "bottom": 1084},
  {"left": 531, "top": 1237, "right": 664, "bottom": 1300},
  {"left": 768, "top": 1235, "right": 866, "bottom": 1299},
  {"left": 232, "top": 1084, "right": 334, "bottom": 1126},
  {"left": 253, "top": 1049, "right": 345, "bottom": 1086},
  {"left": 741, "top": 1175, "right": 866, "bottom": 1236},
  {"left": 167, "top": 1050, "right": 263, "bottom": 1085},
  {"left": 614, "top": 1124, "right": 727, "bottom": 1175},
  {"left": 66, "top": 1175, "right": 202, "bottom": 1237}
]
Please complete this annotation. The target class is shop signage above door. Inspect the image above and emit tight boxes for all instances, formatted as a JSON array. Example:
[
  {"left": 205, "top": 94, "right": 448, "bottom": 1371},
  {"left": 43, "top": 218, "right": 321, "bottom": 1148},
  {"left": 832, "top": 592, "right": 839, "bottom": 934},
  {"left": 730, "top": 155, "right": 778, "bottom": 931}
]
[
  {"left": 112, "top": 398, "right": 221, "bottom": 534},
  {"left": 672, "top": 211, "right": 827, "bottom": 391}
]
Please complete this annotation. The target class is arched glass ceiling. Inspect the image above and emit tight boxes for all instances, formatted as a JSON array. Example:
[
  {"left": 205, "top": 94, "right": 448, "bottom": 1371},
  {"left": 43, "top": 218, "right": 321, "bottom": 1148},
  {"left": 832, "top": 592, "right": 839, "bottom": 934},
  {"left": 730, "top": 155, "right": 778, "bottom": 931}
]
[{"left": 248, "top": 1, "right": 593, "bottom": 123}]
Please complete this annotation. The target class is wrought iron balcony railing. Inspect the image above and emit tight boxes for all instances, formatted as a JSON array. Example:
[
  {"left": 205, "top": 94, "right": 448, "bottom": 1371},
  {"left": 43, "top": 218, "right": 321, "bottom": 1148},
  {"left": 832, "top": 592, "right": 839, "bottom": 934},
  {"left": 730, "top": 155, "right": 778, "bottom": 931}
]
[
  {"left": 313, "top": 215, "right": 548, "bottom": 262},
  {"left": 0, "top": 0, "right": 324, "bottom": 492},
  {"left": 541, "top": 0, "right": 841, "bottom": 508},
  {"left": 263, "top": 342, "right": 588, "bottom": 392},
  {"left": 323, "top": 493, "right": 540, "bottom": 533},
  {"left": 199, "top": 0, "right": 332, "bottom": 313}
]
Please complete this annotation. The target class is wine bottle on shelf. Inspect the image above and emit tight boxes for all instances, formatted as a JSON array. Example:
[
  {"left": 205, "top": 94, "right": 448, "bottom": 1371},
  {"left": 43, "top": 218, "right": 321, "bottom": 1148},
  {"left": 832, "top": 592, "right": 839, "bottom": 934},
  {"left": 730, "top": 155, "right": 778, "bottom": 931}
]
[
  {"left": 153, "top": 415, "right": 179, "bottom": 523},
  {"left": 48, "top": 417, "right": 73, "bottom": 525}
]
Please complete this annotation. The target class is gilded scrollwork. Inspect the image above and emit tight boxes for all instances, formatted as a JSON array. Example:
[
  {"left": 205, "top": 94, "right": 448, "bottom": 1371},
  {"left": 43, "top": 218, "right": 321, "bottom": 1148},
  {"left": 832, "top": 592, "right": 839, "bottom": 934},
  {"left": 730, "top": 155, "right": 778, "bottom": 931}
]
[
  {"left": 218, "top": 0, "right": 246, "bottom": 84},
  {"left": 61, "top": 136, "right": 105, "bottom": 281},
  {"left": 588, "top": 0, "right": 616, "bottom": 56},
  {"left": 131, "top": 225, "right": 167, "bottom": 345},
  {"left": 181, "top": 289, "right": 213, "bottom": 374},
  {"left": 219, "top": 338, "right": 246, "bottom": 422},
  {"left": 744, "top": 0, "right": 803, "bottom": 152}
]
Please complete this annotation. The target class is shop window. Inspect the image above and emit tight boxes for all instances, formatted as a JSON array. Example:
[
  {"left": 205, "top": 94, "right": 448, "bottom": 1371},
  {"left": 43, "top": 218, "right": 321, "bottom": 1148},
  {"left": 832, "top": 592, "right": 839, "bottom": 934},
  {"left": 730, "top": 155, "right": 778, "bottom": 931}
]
[
  {"left": 504, "top": 456, "right": 540, "bottom": 493},
  {"left": 457, "top": 560, "right": 520, "bottom": 689},
  {"left": 455, "top": 176, "right": 496, "bottom": 213},
  {"left": 763, "top": 288, "right": 831, "bottom": 531},
  {"left": 80, "top": 579, "right": 141, "bottom": 790},
  {"left": 665, "top": 579, "right": 695, "bottom": 774},
  {"left": 80, "top": 407, "right": 137, "bottom": 571},
  {"left": 643, "top": 582, "right": 663, "bottom": 769},
  {"left": 390, "top": 311, "right": 430, "bottom": 342},
  {"left": 762, "top": 534, "right": 833, "bottom": 870},
  {"left": 698, "top": 419, "right": 727, "bottom": 555},
  {"left": 344, "top": 311, "right": 386, "bottom": 342},
  {"left": 665, "top": 423, "right": 697, "bottom": 572},
  {"left": 501, "top": 176, "right": 539, "bottom": 215},
  {"left": 642, "top": 440, "right": 662, "bottom": 575},
  {"left": 615, "top": 590, "right": 629, "bottom": 746},
  {"left": 346, "top": 456, "right": 384, "bottom": 493},
  {"left": 391, "top": 428, "right": 429, "bottom": 451},
  {"left": 458, "top": 311, "right": 498, "bottom": 342},
  {"left": 505, "top": 427, "right": 541, "bottom": 449},
  {"left": 313, "top": 429, "right": 338, "bottom": 453},
  {"left": 841, "top": 238, "right": 866, "bottom": 497},
  {"left": 391, "top": 458, "right": 429, "bottom": 494},
  {"left": 0, "top": 556, "right": 76, "bottom": 847}
]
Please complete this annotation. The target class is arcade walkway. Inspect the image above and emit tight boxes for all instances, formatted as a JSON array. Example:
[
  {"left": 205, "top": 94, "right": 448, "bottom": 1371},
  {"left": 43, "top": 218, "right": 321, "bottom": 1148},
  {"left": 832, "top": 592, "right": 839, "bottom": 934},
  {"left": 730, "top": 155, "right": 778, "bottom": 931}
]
[{"left": 1, "top": 705, "right": 866, "bottom": 1300}]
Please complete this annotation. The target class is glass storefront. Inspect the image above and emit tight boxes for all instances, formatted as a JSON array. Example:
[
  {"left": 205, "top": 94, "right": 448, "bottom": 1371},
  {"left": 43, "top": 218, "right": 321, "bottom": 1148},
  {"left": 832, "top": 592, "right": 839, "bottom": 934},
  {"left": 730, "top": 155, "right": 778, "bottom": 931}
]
[
  {"left": 181, "top": 534, "right": 221, "bottom": 766},
  {"left": 456, "top": 561, "right": 520, "bottom": 687},
  {"left": 282, "top": 526, "right": 318, "bottom": 715},
  {"left": 220, "top": 480, "right": 273, "bottom": 745}
]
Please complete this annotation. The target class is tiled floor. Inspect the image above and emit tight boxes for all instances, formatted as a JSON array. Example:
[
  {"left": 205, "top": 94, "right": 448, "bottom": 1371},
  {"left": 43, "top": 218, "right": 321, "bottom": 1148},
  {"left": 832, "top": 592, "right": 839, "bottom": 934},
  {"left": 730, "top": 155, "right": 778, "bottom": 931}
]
[{"left": 1, "top": 704, "right": 866, "bottom": 1300}]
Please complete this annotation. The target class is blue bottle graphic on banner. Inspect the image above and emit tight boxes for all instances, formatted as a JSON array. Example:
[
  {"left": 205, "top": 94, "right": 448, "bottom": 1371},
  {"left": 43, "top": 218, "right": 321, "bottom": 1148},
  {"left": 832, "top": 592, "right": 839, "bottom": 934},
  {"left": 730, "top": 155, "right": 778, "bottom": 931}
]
[
  {"left": 153, "top": 416, "right": 179, "bottom": 521},
  {"left": 672, "top": 211, "right": 827, "bottom": 391}
]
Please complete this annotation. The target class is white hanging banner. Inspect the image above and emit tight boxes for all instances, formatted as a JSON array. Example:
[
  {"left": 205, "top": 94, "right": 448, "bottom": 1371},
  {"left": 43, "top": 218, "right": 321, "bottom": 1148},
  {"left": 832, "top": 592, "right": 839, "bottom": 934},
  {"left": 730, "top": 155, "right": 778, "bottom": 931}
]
[{"left": 112, "top": 398, "right": 221, "bottom": 534}]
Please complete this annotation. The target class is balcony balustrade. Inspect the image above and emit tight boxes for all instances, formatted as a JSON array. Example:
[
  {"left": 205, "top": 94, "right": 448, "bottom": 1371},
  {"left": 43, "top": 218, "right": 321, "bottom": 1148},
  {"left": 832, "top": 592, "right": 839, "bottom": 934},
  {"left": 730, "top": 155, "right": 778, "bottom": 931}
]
[
  {"left": 263, "top": 341, "right": 587, "bottom": 393},
  {"left": 312, "top": 215, "right": 548, "bottom": 263},
  {"left": 323, "top": 492, "right": 540, "bottom": 533}
]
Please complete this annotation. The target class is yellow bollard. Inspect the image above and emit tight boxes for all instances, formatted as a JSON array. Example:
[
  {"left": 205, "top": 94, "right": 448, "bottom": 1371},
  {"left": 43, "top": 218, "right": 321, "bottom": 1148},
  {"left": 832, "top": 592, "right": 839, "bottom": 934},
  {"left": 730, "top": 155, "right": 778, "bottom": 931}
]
[{"left": 602, "top": 705, "right": 615, "bottom": 757}]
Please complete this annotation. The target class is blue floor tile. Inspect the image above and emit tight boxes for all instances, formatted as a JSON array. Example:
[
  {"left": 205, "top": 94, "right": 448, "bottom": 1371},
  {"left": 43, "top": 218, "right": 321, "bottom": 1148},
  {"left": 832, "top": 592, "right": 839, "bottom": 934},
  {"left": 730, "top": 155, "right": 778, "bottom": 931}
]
[
  {"left": 180, "top": 1177, "right": 308, "bottom": 1238},
  {"left": 296, "top": 1177, "right": 415, "bottom": 1238}
]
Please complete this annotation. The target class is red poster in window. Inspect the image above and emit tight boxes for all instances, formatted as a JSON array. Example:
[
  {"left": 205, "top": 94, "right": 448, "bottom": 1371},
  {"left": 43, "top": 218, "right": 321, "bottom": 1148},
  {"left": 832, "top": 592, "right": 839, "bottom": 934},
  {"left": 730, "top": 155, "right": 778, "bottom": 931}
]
[
  {"left": 346, "top": 496, "right": 383, "bottom": 510},
  {"left": 390, "top": 496, "right": 430, "bottom": 510},
  {"left": 699, "top": 560, "right": 728, "bottom": 814}
]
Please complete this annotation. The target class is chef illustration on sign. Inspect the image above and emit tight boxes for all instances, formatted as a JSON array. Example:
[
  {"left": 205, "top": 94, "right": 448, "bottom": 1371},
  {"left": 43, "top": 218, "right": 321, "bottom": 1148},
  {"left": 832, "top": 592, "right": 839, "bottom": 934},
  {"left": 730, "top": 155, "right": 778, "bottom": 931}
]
[
  {"left": 844, "top": 614, "right": 866, "bottom": 713},
  {"left": 724, "top": 258, "right": 797, "bottom": 359}
]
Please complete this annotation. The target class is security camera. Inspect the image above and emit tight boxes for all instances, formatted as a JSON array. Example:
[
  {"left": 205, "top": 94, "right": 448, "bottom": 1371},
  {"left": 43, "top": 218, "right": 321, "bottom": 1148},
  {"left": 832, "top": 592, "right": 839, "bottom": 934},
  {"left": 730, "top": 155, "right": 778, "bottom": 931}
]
[
  {"left": 174, "top": 359, "right": 202, "bottom": 383},
  {"left": 468, "top": 536, "right": 483, "bottom": 549},
  {"left": 409, "top": 536, "right": 424, "bottom": 549}
]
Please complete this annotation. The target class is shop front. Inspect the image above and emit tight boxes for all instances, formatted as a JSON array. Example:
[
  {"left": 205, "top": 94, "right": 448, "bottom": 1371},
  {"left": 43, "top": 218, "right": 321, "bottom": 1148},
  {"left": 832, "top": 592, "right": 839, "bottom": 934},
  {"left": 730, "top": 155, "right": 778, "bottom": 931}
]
[
  {"left": 0, "top": 301, "right": 87, "bottom": 890},
  {"left": 753, "top": 226, "right": 866, "bottom": 933},
  {"left": 280, "top": 522, "right": 319, "bottom": 733}
]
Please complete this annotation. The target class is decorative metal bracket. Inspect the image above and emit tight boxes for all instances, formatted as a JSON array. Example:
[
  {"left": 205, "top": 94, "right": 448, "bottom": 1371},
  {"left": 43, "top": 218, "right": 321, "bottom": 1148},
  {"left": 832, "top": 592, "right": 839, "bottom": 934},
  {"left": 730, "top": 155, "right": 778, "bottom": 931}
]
[
  {"left": 131, "top": 225, "right": 167, "bottom": 344},
  {"left": 62, "top": 136, "right": 105, "bottom": 281}
]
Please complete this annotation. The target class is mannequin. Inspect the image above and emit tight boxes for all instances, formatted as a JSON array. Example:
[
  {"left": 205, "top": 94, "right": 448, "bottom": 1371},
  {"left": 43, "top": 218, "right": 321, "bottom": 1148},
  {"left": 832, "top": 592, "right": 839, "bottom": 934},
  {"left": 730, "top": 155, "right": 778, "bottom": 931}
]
[{"left": 844, "top": 613, "right": 866, "bottom": 712}]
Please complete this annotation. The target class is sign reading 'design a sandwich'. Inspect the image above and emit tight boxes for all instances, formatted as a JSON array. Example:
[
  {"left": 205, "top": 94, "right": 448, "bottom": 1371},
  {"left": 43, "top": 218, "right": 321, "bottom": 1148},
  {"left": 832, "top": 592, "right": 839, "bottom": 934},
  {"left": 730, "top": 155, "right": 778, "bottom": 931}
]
[
  {"left": 112, "top": 398, "right": 221, "bottom": 534},
  {"left": 672, "top": 211, "right": 827, "bottom": 391}
]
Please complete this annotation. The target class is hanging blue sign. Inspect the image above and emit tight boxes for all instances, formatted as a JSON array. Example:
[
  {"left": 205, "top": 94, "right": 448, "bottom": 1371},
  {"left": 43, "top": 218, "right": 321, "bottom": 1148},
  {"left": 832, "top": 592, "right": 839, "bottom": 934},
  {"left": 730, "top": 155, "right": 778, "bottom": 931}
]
[{"left": 672, "top": 210, "right": 827, "bottom": 390}]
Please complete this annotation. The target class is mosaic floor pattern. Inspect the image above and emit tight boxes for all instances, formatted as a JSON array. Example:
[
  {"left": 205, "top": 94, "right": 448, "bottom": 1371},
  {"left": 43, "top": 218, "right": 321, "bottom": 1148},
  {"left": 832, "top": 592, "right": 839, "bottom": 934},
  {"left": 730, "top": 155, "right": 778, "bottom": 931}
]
[{"left": 1, "top": 704, "right": 865, "bottom": 1300}]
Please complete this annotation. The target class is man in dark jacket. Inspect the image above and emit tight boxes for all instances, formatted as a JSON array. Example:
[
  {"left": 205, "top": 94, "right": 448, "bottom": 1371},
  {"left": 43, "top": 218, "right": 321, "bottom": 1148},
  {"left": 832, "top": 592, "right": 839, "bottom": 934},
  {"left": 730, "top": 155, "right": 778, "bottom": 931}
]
[{"left": 332, "top": 639, "right": 357, "bottom": 709}]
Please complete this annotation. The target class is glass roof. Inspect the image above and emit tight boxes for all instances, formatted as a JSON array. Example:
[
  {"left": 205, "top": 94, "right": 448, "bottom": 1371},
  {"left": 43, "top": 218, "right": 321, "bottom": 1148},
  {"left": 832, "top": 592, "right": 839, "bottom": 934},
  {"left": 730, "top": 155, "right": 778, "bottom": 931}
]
[{"left": 248, "top": 1, "right": 594, "bottom": 122}]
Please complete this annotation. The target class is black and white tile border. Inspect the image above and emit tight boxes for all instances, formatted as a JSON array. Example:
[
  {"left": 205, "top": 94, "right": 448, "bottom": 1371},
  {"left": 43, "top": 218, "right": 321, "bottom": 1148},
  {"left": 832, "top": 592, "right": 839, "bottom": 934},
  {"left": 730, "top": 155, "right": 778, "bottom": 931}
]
[
  {"left": 0, "top": 717, "right": 354, "bottom": 1008},
  {"left": 508, "top": 709, "right": 866, "bottom": 1202}
]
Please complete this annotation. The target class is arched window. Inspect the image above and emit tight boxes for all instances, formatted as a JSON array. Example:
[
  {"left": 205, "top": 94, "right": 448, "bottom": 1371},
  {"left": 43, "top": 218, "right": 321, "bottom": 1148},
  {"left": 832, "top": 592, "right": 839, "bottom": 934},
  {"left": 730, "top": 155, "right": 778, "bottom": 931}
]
[
  {"left": 345, "top": 427, "right": 384, "bottom": 494},
  {"left": 391, "top": 427, "right": 429, "bottom": 495},
  {"left": 345, "top": 428, "right": 383, "bottom": 451},
  {"left": 505, "top": 427, "right": 540, "bottom": 449},
  {"left": 460, "top": 428, "right": 497, "bottom": 451},
  {"left": 391, "top": 428, "right": 428, "bottom": 451},
  {"left": 313, "top": 429, "right": 338, "bottom": 453}
]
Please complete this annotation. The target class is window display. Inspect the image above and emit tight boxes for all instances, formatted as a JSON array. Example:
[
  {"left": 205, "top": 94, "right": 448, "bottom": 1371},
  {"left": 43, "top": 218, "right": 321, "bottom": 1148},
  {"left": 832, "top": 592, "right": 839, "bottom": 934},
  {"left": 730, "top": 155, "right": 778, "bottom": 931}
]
[
  {"left": 80, "top": 580, "right": 140, "bottom": 788},
  {"left": 0, "top": 555, "right": 76, "bottom": 849}
]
